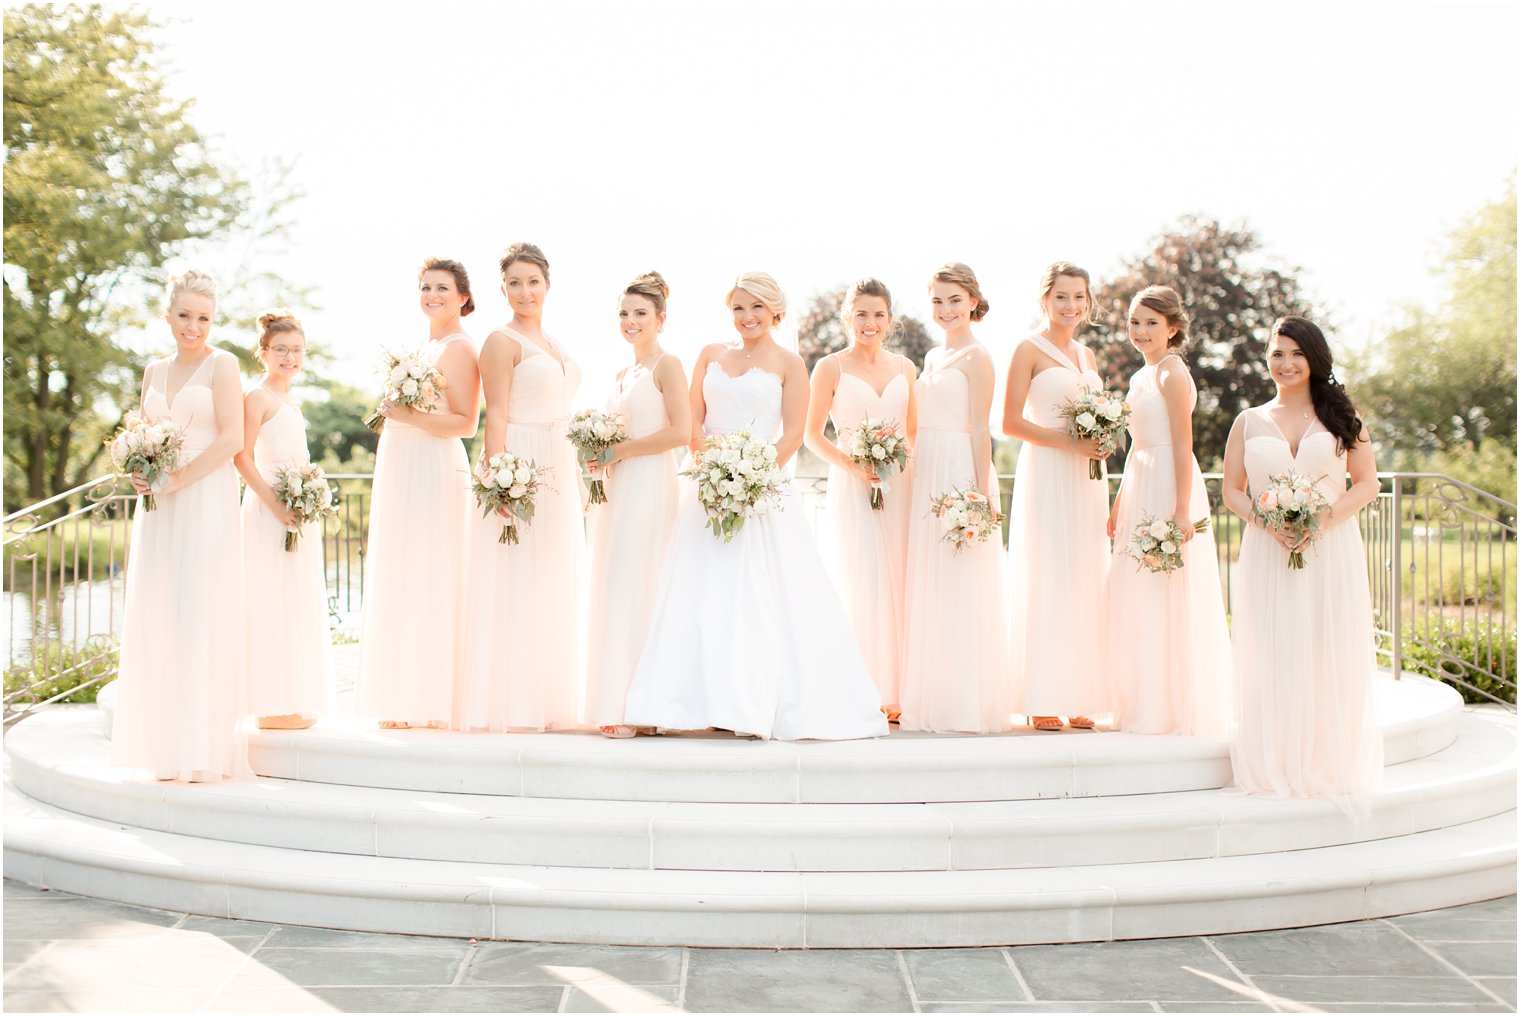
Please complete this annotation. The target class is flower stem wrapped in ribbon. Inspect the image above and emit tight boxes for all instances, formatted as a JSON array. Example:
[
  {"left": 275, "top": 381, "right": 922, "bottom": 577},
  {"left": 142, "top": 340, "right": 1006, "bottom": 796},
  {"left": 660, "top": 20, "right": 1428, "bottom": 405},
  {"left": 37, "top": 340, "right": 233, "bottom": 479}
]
[
  {"left": 682, "top": 429, "right": 787, "bottom": 542},
  {"left": 474, "top": 451, "right": 548, "bottom": 545},
  {"left": 272, "top": 464, "right": 340, "bottom": 551},
  {"left": 846, "top": 416, "right": 909, "bottom": 511},
  {"left": 1058, "top": 385, "right": 1130, "bottom": 479},
  {"left": 1252, "top": 471, "right": 1331, "bottom": 569},
  {"left": 567, "top": 408, "right": 628, "bottom": 506},
  {"left": 362, "top": 348, "right": 447, "bottom": 434},
  {"left": 107, "top": 412, "right": 185, "bottom": 512},
  {"left": 1125, "top": 513, "right": 1210, "bottom": 573}
]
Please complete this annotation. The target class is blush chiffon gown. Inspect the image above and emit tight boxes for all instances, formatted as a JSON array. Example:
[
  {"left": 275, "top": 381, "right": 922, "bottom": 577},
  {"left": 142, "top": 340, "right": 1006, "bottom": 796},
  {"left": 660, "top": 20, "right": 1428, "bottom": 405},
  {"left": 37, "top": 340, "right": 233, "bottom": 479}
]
[
  {"left": 1228, "top": 406, "right": 1383, "bottom": 817},
  {"left": 112, "top": 348, "right": 247, "bottom": 781}
]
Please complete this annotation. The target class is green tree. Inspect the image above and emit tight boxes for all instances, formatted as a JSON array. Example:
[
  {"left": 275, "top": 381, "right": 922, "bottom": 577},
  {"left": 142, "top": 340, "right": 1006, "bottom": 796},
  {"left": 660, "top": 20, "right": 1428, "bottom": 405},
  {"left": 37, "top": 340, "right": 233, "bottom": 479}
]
[
  {"left": 1085, "top": 217, "right": 1318, "bottom": 470},
  {"left": 1357, "top": 182, "right": 1516, "bottom": 457},
  {"left": 796, "top": 286, "right": 934, "bottom": 374},
  {"left": 3, "top": 4, "right": 250, "bottom": 510},
  {"left": 303, "top": 380, "right": 380, "bottom": 473}
]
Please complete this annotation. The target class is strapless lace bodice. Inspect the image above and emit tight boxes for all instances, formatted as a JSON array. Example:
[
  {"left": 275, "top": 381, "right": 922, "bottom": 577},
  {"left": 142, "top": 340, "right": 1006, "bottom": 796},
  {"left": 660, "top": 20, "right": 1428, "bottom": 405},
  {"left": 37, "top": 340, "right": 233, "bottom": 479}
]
[{"left": 702, "top": 363, "right": 783, "bottom": 440}]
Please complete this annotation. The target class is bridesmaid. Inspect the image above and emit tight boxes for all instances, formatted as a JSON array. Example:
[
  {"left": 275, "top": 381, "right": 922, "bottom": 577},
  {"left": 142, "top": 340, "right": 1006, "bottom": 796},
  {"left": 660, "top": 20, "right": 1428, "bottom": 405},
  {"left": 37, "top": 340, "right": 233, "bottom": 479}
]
[
  {"left": 112, "top": 269, "right": 246, "bottom": 781},
  {"left": 898, "top": 263, "right": 1009, "bottom": 733},
  {"left": 1222, "top": 315, "right": 1382, "bottom": 816},
  {"left": 355, "top": 258, "right": 480, "bottom": 729},
  {"left": 585, "top": 271, "right": 689, "bottom": 738},
  {"left": 1002, "top": 261, "right": 1112, "bottom": 731},
  {"left": 459, "top": 242, "right": 584, "bottom": 732},
  {"left": 805, "top": 278, "right": 917, "bottom": 721},
  {"left": 1103, "top": 287, "right": 1229, "bottom": 735},
  {"left": 233, "top": 309, "right": 334, "bottom": 730}
]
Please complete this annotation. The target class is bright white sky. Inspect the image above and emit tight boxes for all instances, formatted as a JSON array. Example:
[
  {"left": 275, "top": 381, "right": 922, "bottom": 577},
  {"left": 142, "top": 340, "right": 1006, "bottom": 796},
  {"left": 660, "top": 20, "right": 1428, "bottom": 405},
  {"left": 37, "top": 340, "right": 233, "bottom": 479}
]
[{"left": 146, "top": 0, "right": 1517, "bottom": 403}]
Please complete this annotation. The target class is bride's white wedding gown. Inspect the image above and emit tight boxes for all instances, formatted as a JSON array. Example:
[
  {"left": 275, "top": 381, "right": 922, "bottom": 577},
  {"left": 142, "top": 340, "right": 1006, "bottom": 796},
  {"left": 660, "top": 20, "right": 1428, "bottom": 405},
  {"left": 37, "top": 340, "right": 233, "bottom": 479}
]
[{"left": 623, "top": 363, "right": 888, "bottom": 741}]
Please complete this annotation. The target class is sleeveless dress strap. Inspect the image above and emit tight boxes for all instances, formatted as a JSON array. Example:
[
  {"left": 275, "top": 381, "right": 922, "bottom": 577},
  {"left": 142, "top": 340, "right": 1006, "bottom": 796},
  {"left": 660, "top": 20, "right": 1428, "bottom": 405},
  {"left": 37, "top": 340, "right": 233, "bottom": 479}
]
[{"left": 1026, "top": 334, "right": 1082, "bottom": 373}]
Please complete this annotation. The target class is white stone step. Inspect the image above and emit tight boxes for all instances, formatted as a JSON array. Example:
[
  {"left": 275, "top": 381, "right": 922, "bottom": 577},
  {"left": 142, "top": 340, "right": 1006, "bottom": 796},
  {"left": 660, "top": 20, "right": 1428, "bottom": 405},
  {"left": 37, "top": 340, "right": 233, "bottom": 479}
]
[
  {"left": 6, "top": 706, "right": 1513, "bottom": 872},
  {"left": 4, "top": 780, "right": 1512, "bottom": 947},
  {"left": 230, "top": 673, "right": 1459, "bottom": 803}
]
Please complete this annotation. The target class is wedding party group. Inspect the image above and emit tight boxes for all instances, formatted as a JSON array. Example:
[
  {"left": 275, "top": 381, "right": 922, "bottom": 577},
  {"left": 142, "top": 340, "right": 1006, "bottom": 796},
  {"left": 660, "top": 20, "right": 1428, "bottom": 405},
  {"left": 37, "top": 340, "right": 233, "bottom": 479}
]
[{"left": 108, "top": 248, "right": 1384, "bottom": 819}]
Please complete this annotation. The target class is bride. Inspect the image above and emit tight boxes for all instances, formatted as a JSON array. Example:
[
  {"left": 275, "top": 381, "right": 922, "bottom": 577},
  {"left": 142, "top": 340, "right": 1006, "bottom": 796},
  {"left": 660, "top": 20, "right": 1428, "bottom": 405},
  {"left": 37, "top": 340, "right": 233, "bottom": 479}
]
[{"left": 623, "top": 272, "right": 889, "bottom": 741}]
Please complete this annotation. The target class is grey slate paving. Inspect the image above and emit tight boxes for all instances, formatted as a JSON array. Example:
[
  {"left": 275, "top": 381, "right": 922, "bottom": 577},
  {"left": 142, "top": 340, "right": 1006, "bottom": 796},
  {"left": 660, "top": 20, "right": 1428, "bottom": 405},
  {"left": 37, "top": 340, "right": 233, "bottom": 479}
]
[{"left": 2, "top": 881, "right": 1515, "bottom": 1013}]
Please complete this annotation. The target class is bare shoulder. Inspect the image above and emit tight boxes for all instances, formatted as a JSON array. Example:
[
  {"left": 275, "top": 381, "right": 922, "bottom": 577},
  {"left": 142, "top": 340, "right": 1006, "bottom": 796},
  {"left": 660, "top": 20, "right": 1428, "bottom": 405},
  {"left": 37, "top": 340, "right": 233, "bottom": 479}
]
[{"left": 653, "top": 352, "right": 687, "bottom": 386}]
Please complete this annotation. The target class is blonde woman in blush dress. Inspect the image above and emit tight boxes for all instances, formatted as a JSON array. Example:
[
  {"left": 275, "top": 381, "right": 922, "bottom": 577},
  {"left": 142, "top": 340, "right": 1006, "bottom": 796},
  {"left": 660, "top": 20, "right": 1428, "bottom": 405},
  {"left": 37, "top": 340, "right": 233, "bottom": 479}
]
[
  {"left": 804, "top": 278, "right": 917, "bottom": 721},
  {"left": 112, "top": 270, "right": 247, "bottom": 781},
  {"left": 623, "top": 272, "right": 887, "bottom": 742},
  {"left": 898, "top": 263, "right": 1010, "bottom": 733},
  {"left": 585, "top": 271, "right": 689, "bottom": 738},
  {"left": 1103, "top": 287, "right": 1229, "bottom": 735},
  {"left": 233, "top": 310, "right": 334, "bottom": 730},
  {"left": 459, "top": 243, "right": 584, "bottom": 732},
  {"left": 1221, "top": 316, "right": 1382, "bottom": 818},
  {"left": 355, "top": 259, "right": 480, "bottom": 730},
  {"left": 1002, "top": 262, "right": 1113, "bottom": 731}
]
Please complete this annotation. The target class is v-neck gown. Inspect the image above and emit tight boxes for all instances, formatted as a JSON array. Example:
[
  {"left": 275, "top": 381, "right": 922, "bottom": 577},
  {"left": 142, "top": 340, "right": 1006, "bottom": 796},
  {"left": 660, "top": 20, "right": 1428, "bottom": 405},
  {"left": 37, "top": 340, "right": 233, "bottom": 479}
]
[
  {"left": 1006, "top": 334, "right": 1114, "bottom": 719},
  {"left": 459, "top": 328, "right": 585, "bottom": 731},
  {"left": 112, "top": 348, "right": 247, "bottom": 781},
  {"left": 821, "top": 369, "right": 912, "bottom": 713},
  {"left": 1228, "top": 405, "right": 1382, "bottom": 817}
]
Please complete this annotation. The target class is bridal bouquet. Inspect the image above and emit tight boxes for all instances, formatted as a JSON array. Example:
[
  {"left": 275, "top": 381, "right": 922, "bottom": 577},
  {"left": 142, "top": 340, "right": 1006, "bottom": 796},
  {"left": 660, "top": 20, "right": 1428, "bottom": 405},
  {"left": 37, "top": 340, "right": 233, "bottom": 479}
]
[
  {"left": 1252, "top": 471, "right": 1331, "bottom": 570},
  {"left": 362, "top": 349, "right": 447, "bottom": 434},
  {"left": 272, "top": 464, "right": 340, "bottom": 552},
  {"left": 845, "top": 417, "right": 909, "bottom": 511},
  {"left": 566, "top": 408, "right": 627, "bottom": 506},
  {"left": 1126, "top": 513, "right": 1210, "bottom": 574},
  {"left": 1058, "top": 386, "right": 1130, "bottom": 479},
  {"left": 107, "top": 413, "right": 185, "bottom": 512},
  {"left": 928, "top": 485, "right": 1005, "bottom": 555},
  {"left": 683, "top": 429, "right": 786, "bottom": 542},
  {"left": 474, "top": 451, "right": 547, "bottom": 545}
]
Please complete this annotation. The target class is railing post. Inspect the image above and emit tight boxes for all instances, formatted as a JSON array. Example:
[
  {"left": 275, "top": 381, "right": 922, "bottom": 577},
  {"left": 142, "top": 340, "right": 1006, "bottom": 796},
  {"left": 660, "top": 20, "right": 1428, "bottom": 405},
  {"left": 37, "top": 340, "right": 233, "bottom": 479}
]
[{"left": 1391, "top": 474, "right": 1403, "bottom": 681}]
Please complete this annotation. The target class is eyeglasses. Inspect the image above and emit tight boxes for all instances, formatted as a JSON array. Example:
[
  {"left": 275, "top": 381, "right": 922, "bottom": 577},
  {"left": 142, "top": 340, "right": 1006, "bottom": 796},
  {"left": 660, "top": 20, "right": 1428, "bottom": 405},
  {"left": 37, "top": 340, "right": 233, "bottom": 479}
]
[{"left": 269, "top": 345, "right": 307, "bottom": 358}]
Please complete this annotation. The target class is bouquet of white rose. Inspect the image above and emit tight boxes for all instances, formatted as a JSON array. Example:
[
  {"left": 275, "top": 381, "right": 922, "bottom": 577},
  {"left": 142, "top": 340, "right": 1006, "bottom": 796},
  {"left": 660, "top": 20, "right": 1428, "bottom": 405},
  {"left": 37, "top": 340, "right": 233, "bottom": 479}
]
[
  {"left": 1252, "top": 471, "right": 1331, "bottom": 569},
  {"left": 108, "top": 413, "right": 186, "bottom": 511},
  {"left": 362, "top": 349, "right": 447, "bottom": 434},
  {"left": 1125, "top": 513, "right": 1211, "bottom": 574},
  {"left": 272, "top": 464, "right": 340, "bottom": 552},
  {"left": 1058, "top": 386, "right": 1131, "bottom": 479},
  {"left": 845, "top": 417, "right": 910, "bottom": 511},
  {"left": 474, "top": 451, "right": 547, "bottom": 545},
  {"left": 682, "top": 429, "right": 786, "bottom": 542},
  {"left": 927, "top": 484, "right": 1005, "bottom": 554},
  {"left": 566, "top": 408, "right": 628, "bottom": 506}
]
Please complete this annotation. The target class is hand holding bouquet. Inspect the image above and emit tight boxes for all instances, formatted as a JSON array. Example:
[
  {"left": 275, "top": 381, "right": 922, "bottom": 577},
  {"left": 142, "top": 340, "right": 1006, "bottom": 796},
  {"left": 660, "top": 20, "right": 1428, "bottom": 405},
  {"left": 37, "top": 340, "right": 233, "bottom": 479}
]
[
  {"left": 682, "top": 429, "right": 786, "bottom": 542},
  {"left": 272, "top": 465, "right": 340, "bottom": 552},
  {"left": 928, "top": 484, "right": 1005, "bottom": 554},
  {"left": 474, "top": 451, "right": 547, "bottom": 545},
  {"left": 1252, "top": 471, "right": 1331, "bottom": 569},
  {"left": 567, "top": 408, "right": 628, "bottom": 505},
  {"left": 108, "top": 413, "right": 185, "bottom": 511},
  {"left": 363, "top": 349, "right": 447, "bottom": 433},
  {"left": 1058, "top": 386, "right": 1130, "bottom": 479},
  {"left": 846, "top": 417, "right": 909, "bottom": 510},
  {"left": 1126, "top": 513, "right": 1210, "bottom": 573}
]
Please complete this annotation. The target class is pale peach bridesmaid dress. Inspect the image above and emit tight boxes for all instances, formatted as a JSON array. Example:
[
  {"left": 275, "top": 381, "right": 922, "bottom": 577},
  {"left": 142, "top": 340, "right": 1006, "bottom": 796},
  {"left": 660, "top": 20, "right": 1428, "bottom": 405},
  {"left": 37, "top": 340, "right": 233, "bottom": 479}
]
[
  {"left": 112, "top": 348, "right": 246, "bottom": 781},
  {"left": 1105, "top": 357, "right": 1229, "bottom": 735},
  {"left": 1006, "top": 334, "right": 1113, "bottom": 719},
  {"left": 241, "top": 388, "right": 334, "bottom": 719},
  {"left": 459, "top": 327, "right": 583, "bottom": 731},
  {"left": 584, "top": 360, "right": 679, "bottom": 727},
  {"left": 822, "top": 366, "right": 912, "bottom": 714},
  {"left": 898, "top": 346, "right": 1010, "bottom": 733},
  {"left": 355, "top": 334, "right": 472, "bottom": 727},
  {"left": 1229, "top": 406, "right": 1382, "bottom": 817}
]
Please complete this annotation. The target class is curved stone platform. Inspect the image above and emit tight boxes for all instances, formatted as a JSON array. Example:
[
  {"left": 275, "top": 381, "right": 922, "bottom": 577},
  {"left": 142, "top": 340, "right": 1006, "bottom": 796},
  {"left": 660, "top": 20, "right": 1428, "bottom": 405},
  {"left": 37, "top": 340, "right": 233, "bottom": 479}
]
[{"left": 4, "top": 674, "right": 1514, "bottom": 947}]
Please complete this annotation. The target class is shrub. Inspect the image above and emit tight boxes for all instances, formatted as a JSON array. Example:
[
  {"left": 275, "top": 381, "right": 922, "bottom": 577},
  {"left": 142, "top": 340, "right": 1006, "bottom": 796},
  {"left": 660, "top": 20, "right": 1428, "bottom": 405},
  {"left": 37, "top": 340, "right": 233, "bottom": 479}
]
[
  {"left": 3, "top": 641, "right": 118, "bottom": 709},
  {"left": 1390, "top": 622, "right": 1517, "bottom": 705}
]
